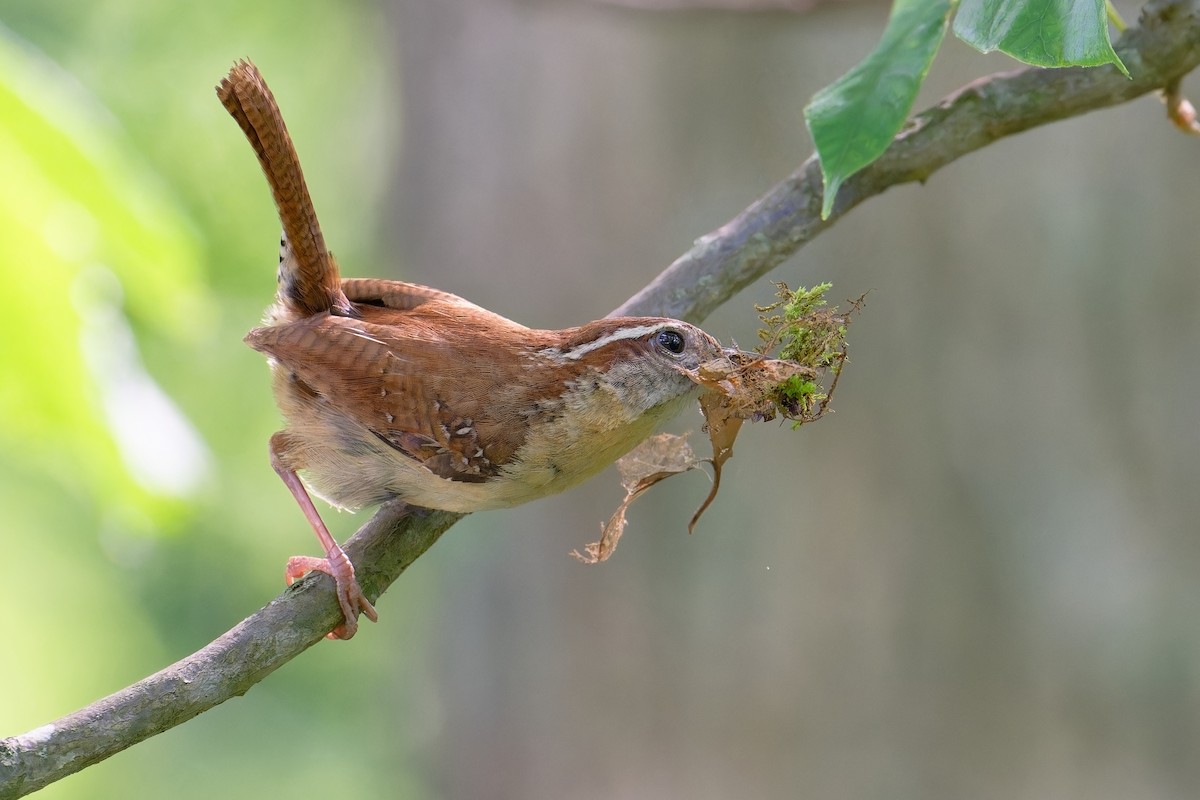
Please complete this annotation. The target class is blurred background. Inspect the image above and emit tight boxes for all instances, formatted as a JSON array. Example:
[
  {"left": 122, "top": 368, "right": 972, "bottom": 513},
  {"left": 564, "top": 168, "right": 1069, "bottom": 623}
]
[{"left": 2, "top": 1, "right": 1198, "bottom": 798}]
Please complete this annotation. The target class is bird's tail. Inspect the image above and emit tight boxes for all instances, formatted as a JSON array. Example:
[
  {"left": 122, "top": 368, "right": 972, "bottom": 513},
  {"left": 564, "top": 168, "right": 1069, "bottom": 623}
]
[{"left": 217, "top": 59, "right": 354, "bottom": 319}]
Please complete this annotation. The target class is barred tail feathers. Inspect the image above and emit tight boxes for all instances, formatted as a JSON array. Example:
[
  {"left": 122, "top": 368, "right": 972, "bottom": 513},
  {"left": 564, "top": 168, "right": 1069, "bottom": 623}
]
[{"left": 217, "top": 59, "right": 353, "bottom": 318}]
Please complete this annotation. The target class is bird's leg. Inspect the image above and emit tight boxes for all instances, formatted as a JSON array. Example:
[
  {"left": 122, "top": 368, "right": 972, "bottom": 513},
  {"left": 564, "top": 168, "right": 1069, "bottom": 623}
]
[{"left": 270, "top": 433, "right": 378, "bottom": 640}]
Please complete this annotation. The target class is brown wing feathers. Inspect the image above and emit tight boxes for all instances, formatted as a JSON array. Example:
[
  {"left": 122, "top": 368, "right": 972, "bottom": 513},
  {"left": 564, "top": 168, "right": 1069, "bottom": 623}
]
[{"left": 245, "top": 305, "right": 548, "bottom": 481}]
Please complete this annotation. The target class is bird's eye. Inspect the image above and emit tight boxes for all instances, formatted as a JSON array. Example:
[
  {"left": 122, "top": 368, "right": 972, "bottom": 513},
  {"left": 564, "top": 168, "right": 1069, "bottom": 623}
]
[{"left": 655, "top": 329, "right": 686, "bottom": 355}]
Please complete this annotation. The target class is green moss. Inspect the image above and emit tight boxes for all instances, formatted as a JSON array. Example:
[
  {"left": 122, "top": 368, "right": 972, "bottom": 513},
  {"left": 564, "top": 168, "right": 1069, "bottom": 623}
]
[
  {"left": 754, "top": 282, "right": 860, "bottom": 427},
  {"left": 757, "top": 282, "right": 846, "bottom": 366}
]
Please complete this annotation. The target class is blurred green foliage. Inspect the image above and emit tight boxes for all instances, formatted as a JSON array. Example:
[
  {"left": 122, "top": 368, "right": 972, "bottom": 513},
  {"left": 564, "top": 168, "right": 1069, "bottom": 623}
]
[
  {"left": 0, "top": 4, "right": 423, "bottom": 799},
  {"left": 0, "top": 25, "right": 210, "bottom": 527}
]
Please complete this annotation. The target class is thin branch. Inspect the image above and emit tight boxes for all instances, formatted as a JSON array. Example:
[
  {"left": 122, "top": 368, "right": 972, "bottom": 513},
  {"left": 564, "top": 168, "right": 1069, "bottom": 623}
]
[
  {"left": 613, "top": 0, "right": 1200, "bottom": 321},
  {"left": 3, "top": 1, "right": 1198, "bottom": 795}
]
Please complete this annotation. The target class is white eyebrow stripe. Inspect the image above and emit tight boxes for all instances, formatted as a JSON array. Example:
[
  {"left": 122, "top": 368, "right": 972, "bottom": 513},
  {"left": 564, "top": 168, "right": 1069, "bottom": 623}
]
[{"left": 558, "top": 324, "right": 667, "bottom": 360}]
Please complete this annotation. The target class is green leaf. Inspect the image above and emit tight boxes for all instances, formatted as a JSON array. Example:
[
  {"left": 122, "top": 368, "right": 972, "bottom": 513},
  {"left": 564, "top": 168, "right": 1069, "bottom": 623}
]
[
  {"left": 805, "top": 0, "right": 957, "bottom": 219},
  {"left": 954, "top": 0, "right": 1130, "bottom": 76}
]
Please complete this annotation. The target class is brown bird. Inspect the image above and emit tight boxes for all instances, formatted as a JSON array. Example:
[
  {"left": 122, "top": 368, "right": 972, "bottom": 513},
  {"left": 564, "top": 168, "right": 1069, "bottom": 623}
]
[{"left": 218, "top": 60, "right": 729, "bottom": 639}]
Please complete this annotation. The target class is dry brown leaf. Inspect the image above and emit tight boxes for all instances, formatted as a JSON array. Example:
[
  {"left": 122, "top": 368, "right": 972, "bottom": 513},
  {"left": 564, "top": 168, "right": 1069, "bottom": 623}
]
[
  {"left": 579, "top": 284, "right": 861, "bottom": 562},
  {"left": 572, "top": 390, "right": 750, "bottom": 562},
  {"left": 694, "top": 352, "right": 825, "bottom": 422},
  {"left": 571, "top": 433, "right": 704, "bottom": 563},
  {"left": 689, "top": 390, "right": 744, "bottom": 533}
]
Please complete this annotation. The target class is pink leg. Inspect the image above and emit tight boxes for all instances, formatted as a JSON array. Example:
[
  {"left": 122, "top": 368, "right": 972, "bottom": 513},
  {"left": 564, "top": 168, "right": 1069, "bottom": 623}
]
[{"left": 270, "top": 435, "right": 378, "bottom": 640}]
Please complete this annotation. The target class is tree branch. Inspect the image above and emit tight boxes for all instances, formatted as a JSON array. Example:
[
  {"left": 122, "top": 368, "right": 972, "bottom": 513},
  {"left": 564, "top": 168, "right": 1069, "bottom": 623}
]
[
  {"left": 1, "top": 504, "right": 461, "bottom": 799},
  {"left": 613, "top": 0, "right": 1200, "bottom": 321},
  {"left": 3, "top": 2, "right": 1197, "bottom": 795}
]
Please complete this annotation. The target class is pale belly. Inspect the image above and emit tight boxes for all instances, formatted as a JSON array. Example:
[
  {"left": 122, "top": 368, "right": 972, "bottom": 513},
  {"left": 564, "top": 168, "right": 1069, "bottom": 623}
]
[{"left": 297, "top": 385, "right": 699, "bottom": 514}]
